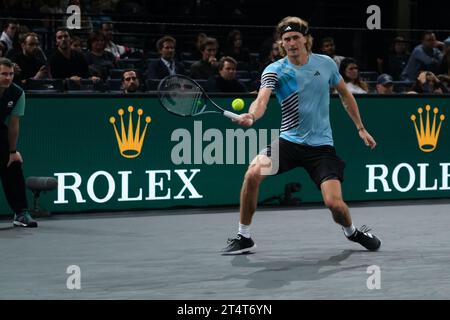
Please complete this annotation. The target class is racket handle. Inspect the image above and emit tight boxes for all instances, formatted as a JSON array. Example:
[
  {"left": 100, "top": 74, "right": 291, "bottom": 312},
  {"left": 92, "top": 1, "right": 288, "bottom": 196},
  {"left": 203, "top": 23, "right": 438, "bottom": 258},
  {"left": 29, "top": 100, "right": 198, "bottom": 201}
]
[{"left": 223, "top": 110, "right": 241, "bottom": 121}]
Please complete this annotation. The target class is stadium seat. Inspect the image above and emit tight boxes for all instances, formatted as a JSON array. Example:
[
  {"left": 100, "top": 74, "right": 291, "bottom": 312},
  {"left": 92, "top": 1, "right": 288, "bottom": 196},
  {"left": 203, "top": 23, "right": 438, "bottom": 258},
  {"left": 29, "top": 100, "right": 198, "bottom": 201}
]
[
  {"left": 66, "top": 79, "right": 106, "bottom": 92},
  {"left": 109, "top": 68, "right": 127, "bottom": 79},
  {"left": 107, "top": 79, "right": 122, "bottom": 91},
  {"left": 25, "top": 79, "right": 64, "bottom": 92},
  {"left": 235, "top": 70, "right": 250, "bottom": 79},
  {"left": 145, "top": 79, "right": 161, "bottom": 91},
  {"left": 117, "top": 58, "right": 145, "bottom": 69},
  {"left": 238, "top": 78, "right": 252, "bottom": 91},
  {"left": 360, "top": 71, "right": 379, "bottom": 81},
  {"left": 147, "top": 51, "right": 159, "bottom": 59},
  {"left": 182, "top": 60, "right": 197, "bottom": 69},
  {"left": 180, "top": 52, "right": 193, "bottom": 60}
]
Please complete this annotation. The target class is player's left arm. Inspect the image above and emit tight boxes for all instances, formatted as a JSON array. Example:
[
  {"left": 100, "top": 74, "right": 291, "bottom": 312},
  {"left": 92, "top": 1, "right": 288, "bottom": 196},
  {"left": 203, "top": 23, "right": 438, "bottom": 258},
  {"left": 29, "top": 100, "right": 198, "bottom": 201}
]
[
  {"left": 335, "top": 79, "right": 377, "bottom": 149},
  {"left": 7, "top": 116, "right": 24, "bottom": 166},
  {"left": 7, "top": 92, "right": 25, "bottom": 167}
]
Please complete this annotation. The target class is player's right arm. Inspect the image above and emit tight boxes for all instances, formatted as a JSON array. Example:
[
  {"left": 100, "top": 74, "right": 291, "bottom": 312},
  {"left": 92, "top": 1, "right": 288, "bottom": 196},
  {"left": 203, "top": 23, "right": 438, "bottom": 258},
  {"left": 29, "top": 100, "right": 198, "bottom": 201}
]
[
  {"left": 235, "top": 66, "right": 278, "bottom": 127},
  {"left": 234, "top": 88, "right": 271, "bottom": 127}
]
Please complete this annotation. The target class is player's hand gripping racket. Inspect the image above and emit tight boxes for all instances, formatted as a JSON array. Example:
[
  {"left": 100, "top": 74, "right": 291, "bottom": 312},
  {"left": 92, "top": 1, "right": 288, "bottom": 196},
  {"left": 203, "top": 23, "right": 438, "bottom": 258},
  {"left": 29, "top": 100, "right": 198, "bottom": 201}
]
[{"left": 157, "top": 74, "right": 241, "bottom": 121}]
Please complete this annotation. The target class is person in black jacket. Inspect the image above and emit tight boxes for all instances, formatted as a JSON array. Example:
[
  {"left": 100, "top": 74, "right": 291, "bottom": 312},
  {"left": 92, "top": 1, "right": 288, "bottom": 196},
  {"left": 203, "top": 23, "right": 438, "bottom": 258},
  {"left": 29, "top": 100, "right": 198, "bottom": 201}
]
[
  {"left": 206, "top": 56, "right": 247, "bottom": 93},
  {"left": 145, "top": 36, "right": 185, "bottom": 80}
]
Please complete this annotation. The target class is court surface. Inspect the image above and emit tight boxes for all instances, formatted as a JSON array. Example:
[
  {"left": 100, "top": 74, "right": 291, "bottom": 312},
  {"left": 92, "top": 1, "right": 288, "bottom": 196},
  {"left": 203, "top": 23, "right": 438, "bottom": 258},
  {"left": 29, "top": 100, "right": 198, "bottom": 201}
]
[{"left": 1, "top": 199, "right": 449, "bottom": 299}]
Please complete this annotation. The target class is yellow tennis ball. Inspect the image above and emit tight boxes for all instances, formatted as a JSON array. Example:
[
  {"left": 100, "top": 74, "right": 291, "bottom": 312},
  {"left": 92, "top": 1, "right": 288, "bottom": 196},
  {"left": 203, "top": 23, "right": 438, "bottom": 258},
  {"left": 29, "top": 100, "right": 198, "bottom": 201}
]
[{"left": 232, "top": 98, "right": 245, "bottom": 111}]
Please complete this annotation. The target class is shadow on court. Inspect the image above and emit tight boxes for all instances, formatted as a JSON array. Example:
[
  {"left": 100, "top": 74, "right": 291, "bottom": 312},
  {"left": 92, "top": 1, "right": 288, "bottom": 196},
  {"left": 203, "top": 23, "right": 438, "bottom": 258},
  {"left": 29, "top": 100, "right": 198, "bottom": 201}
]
[{"left": 219, "top": 250, "right": 370, "bottom": 289}]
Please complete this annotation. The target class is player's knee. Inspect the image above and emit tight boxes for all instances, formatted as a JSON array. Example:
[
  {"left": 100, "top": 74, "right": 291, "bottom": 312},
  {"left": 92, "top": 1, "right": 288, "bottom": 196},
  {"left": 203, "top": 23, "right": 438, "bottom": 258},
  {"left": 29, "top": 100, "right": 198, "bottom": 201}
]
[
  {"left": 244, "top": 166, "right": 264, "bottom": 186},
  {"left": 324, "top": 197, "right": 344, "bottom": 213}
]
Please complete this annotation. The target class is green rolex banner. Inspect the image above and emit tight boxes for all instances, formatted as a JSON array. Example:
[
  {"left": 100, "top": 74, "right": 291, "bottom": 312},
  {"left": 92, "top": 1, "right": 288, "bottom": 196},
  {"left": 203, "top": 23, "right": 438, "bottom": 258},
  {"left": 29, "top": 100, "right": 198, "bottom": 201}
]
[{"left": 0, "top": 95, "right": 448, "bottom": 215}]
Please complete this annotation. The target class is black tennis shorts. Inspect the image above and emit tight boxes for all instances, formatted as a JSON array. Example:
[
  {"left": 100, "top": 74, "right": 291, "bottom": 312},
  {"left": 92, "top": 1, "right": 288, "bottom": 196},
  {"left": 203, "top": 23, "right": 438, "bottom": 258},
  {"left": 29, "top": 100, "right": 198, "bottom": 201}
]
[{"left": 259, "top": 137, "right": 345, "bottom": 189}]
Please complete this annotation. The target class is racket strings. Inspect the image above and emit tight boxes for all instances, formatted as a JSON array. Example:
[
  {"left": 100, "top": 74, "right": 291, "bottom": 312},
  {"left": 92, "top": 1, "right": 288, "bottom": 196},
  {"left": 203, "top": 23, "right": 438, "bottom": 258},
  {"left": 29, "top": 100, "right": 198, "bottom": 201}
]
[{"left": 159, "top": 75, "right": 205, "bottom": 116}]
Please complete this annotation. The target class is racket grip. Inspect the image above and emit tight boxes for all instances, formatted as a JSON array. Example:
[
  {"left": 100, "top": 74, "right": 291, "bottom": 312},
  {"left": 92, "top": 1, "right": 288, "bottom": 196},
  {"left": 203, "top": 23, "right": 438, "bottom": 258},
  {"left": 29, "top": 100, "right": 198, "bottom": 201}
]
[{"left": 223, "top": 110, "right": 241, "bottom": 121}]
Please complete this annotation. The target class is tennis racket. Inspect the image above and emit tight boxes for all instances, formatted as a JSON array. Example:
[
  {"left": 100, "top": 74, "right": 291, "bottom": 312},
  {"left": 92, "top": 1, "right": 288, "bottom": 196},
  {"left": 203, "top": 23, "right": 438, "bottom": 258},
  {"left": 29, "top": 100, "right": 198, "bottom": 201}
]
[{"left": 157, "top": 74, "right": 241, "bottom": 121}]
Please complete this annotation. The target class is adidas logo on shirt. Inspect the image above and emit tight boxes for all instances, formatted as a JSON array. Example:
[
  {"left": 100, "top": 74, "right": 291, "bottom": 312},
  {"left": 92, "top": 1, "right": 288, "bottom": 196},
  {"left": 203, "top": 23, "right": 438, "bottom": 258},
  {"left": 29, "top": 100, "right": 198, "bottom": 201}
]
[{"left": 314, "top": 71, "right": 321, "bottom": 76}]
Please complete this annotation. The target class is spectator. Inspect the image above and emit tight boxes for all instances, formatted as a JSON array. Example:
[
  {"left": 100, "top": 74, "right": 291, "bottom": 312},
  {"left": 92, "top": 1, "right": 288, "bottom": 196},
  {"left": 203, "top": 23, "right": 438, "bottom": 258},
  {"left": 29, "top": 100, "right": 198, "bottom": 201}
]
[
  {"left": 48, "top": 28, "right": 94, "bottom": 83},
  {"left": 409, "top": 71, "right": 448, "bottom": 94},
  {"left": 258, "top": 40, "right": 282, "bottom": 76},
  {"left": 84, "top": 31, "right": 117, "bottom": 81},
  {"left": 401, "top": 31, "right": 443, "bottom": 82},
  {"left": 190, "top": 32, "right": 207, "bottom": 61},
  {"left": 378, "top": 36, "right": 410, "bottom": 80},
  {"left": 190, "top": 37, "right": 219, "bottom": 79},
  {"left": 121, "top": 70, "right": 140, "bottom": 93},
  {"left": 0, "top": 18, "right": 19, "bottom": 52},
  {"left": 223, "top": 29, "right": 251, "bottom": 62},
  {"left": 206, "top": 56, "right": 247, "bottom": 93},
  {"left": 145, "top": 35, "right": 185, "bottom": 80},
  {"left": 102, "top": 22, "right": 142, "bottom": 60},
  {"left": 437, "top": 75, "right": 450, "bottom": 92},
  {"left": 0, "top": 57, "right": 38, "bottom": 228},
  {"left": 339, "top": 57, "right": 369, "bottom": 94},
  {"left": 6, "top": 32, "right": 48, "bottom": 85},
  {"left": 437, "top": 36, "right": 450, "bottom": 77},
  {"left": 375, "top": 74, "right": 394, "bottom": 94},
  {"left": 321, "top": 37, "right": 345, "bottom": 68},
  {"left": 70, "top": 36, "right": 83, "bottom": 53}
]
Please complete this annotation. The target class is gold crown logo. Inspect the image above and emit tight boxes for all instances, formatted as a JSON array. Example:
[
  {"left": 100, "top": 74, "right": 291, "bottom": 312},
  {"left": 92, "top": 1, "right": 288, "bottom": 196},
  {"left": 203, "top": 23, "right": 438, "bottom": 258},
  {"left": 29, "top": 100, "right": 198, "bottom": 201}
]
[
  {"left": 109, "top": 106, "right": 151, "bottom": 158},
  {"left": 410, "top": 105, "right": 445, "bottom": 153}
]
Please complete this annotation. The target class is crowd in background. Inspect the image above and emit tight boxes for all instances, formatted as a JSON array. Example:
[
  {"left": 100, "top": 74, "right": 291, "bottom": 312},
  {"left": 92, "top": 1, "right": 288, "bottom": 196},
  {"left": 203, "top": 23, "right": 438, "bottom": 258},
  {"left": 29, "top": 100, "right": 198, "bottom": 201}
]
[{"left": 1, "top": 2, "right": 450, "bottom": 95}]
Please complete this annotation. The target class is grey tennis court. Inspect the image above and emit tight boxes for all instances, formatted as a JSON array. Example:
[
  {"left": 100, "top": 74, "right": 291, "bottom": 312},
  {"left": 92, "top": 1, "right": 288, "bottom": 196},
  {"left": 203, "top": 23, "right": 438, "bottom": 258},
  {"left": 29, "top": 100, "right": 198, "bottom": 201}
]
[{"left": 1, "top": 199, "right": 449, "bottom": 300}]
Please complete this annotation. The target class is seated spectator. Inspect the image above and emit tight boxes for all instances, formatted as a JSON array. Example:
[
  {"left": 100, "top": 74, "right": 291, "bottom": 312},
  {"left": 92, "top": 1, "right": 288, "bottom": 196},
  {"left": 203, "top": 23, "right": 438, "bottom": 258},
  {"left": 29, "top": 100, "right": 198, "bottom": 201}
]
[
  {"left": 409, "top": 71, "right": 448, "bottom": 94},
  {"left": 375, "top": 74, "right": 394, "bottom": 94},
  {"left": 70, "top": 36, "right": 83, "bottom": 53},
  {"left": 401, "top": 31, "right": 443, "bottom": 82},
  {"left": 339, "top": 57, "right": 369, "bottom": 94},
  {"left": 145, "top": 35, "right": 185, "bottom": 80},
  {"left": 122, "top": 70, "right": 140, "bottom": 93},
  {"left": 49, "top": 28, "right": 98, "bottom": 84},
  {"left": 190, "top": 37, "right": 219, "bottom": 79},
  {"left": 437, "top": 74, "right": 450, "bottom": 91},
  {"left": 258, "top": 40, "right": 282, "bottom": 76},
  {"left": 0, "top": 18, "right": 19, "bottom": 52},
  {"left": 6, "top": 32, "right": 48, "bottom": 85},
  {"left": 321, "top": 37, "right": 345, "bottom": 68},
  {"left": 223, "top": 29, "right": 251, "bottom": 63},
  {"left": 206, "top": 56, "right": 247, "bottom": 93},
  {"left": 84, "top": 31, "right": 117, "bottom": 81},
  {"left": 102, "top": 22, "right": 142, "bottom": 60},
  {"left": 190, "top": 33, "right": 207, "bottom": 61},
  {"left": 377, "top": 36, "right": 410, "bottom": 80}
]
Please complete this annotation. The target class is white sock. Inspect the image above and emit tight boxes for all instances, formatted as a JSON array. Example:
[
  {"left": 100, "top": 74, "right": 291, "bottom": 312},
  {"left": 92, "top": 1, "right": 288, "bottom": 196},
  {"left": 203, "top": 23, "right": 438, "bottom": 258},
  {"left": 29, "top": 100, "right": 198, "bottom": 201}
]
[
  {"left": 238, "top": 223, "right": 251, "bottom": 238},
  {"left": 343, "top": 224, "right": 356, "bottom": 237}
]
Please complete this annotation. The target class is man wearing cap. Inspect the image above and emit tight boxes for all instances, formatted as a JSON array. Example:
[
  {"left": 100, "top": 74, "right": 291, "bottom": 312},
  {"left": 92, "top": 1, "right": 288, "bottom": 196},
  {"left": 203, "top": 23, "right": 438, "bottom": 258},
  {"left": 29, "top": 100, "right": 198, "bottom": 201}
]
[
  {"left": 376, "top": 74, "right": 394, "bottom": 94},
  {"left": 222, "top": 16, "right": 381, "bottom": 255}
]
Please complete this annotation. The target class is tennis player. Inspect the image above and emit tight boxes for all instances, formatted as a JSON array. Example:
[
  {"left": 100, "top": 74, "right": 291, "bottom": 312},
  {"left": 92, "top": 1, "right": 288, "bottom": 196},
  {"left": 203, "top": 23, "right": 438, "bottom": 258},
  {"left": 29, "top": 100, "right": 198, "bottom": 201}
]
[{"left": 222, "top": 16, "right": 381, "bottom": 254}]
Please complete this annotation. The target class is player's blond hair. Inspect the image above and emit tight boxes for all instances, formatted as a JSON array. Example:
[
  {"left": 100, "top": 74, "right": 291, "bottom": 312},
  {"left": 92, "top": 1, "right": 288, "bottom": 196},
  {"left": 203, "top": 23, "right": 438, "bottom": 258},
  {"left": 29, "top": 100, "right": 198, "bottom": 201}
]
[{"left": 276, "top": 16, "right": 313, "bottom": 56}]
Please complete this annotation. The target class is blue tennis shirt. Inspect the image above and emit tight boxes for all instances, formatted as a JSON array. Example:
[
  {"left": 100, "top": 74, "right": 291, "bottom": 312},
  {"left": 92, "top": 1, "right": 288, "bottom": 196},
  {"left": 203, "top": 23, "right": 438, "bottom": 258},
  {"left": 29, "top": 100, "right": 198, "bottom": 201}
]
[{"left": 261, "top": 53, "right": 342, "bottom": 146}]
